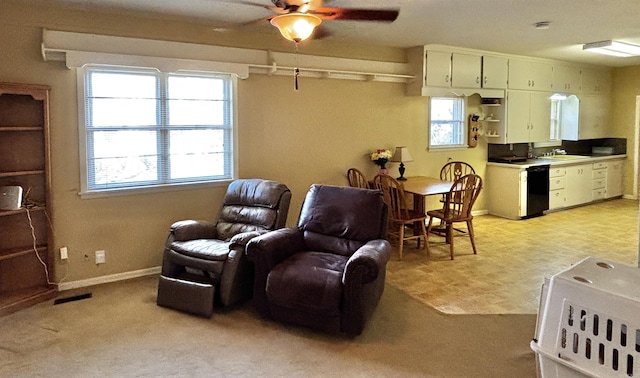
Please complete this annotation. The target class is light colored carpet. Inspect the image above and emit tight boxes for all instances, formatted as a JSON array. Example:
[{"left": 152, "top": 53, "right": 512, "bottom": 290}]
[
  {"left": 0, "top": 275, "right": 537, "bottom": 377},
  {"left": 5, "top": 199, "right": 633, "bottom": 376}
]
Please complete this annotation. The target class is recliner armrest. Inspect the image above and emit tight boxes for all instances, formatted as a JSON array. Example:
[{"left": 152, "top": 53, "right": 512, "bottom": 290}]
[
  {"left": 170, "top": 220, "right": 217, "bottom": 241},
  {"left": 229, "top": 230, "right": 264, "bottom": 248},
  {"left": 246, "top": 228, "right": 305, "bottom": 268},
  {"left": 343, "top": 239, "right": 392, "bottom": 284}
]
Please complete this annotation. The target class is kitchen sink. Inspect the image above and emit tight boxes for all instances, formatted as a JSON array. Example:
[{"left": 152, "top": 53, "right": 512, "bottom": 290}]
[{"left": 541, "top": 155, "right": 591, "bottom": 160}]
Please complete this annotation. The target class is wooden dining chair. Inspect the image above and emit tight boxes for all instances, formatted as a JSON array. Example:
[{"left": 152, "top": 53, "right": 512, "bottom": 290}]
[
  {"left": 426, "top": 174, "right": 482, "bottom": 260},
  {"left": 440, "top": 161, "right": 476, "bottom": 182},
  {"left": 373, "top": 174, "right": 428, "bottom": 260},
  {"left": 437, "top": 161, "right": 476, "bottom": 228},
  {"left": 347, "top": 168, "right": 370, "bottom": 189}
]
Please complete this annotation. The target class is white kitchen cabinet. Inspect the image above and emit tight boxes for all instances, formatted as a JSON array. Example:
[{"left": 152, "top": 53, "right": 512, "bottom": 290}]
[
  {"left": 552, "top": 64, "right": 581, "bottom": 93},
  {"left": 407, "top": 46, "right": 509, "bottom": 96},
  {"left": 424, "top": 50, "right": 482, "bottom": 88},
  {"left": 580, "top": 94, "right": 610, "bottom": 139},
  {"left": 425, "top": 50, "right": 452, "bottom": 87},
  {"left": 549, "top": 167, "right": 567, "bottom": 210},
  {"left": 486, "top": 165, "right": 527, "bottom": 219},
  {"left": 505, "top": 90, "right": 552, "bottom": 143},
  {"left": 560, "top": 94, "right": 611, "bottom": 141},
  {"left": 482, "top": 55, "right": 508, "bottom": 89},
  {"left": 508, "top": 58, "right": 553, "bottom": 91},
  {"left": 592, "top": 162, "right": 607, "bottom": 200},
  {"left": 452, "top": 53, "right": 482, "bottom": 88},
  {"left": 581, "top": 67, "right": 612, "bottom": 95},
  {"left": 606, "top": 159, "right": 625, "bottom": 198},
  {"left": 565, "top": 163, "right": 593, "bottom": 207}
]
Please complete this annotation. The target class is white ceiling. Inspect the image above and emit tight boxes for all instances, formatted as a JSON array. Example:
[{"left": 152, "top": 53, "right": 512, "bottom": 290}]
[{"left": 41, "top": 0, "right": 640, "bottom": 68}]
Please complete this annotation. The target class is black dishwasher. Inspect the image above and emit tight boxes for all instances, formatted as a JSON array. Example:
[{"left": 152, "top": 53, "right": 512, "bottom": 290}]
[{"left": 526, "top": 165, "right": 550, "bottom": 218}]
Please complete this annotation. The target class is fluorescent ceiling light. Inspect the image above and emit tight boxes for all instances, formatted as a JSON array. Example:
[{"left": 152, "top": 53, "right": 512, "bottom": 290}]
[{"left": 583, "top": 40, "right": 640, "bottom": 57}]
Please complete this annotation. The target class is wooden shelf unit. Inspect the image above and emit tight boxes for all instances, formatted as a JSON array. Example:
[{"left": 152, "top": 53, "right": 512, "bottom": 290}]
[{"left": 0, "top": 82, "right": 56, "bottom": 316}]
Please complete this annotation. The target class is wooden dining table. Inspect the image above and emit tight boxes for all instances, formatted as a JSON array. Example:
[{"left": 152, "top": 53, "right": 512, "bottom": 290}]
[{"left": 400, "top": 176, "right": 455, "bottom": 214}]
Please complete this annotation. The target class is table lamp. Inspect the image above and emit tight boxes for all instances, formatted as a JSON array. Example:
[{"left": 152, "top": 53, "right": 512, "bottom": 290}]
[{"left": 391, "top": 146, "right": 413, "bottom": 181}]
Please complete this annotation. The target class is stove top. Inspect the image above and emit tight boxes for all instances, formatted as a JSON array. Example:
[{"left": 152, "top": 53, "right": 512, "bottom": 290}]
[{"left": 491, "top": 156, "right": 528, "bottom": 163}]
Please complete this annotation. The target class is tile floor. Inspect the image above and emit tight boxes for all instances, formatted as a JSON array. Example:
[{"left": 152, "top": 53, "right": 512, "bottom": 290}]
[{"left": 385, "top": 198, "right": 639, "bottom": 314}]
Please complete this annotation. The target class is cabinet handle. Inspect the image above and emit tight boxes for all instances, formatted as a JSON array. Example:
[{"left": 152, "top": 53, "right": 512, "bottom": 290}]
[
  {"left": 445, "top": 74, "right": 450, "bottom": 83},
  {"left": 532, "top": 80, "right": 535, "bottom": 87},
  {"left": 484, "top": 76, "right": 487, "bottom": 84},
  {"left": 476, "top": 76, "right": 480, "bottom": 84}
]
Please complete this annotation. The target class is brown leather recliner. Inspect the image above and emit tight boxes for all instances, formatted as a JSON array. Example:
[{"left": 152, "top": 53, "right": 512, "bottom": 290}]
[
  {"left": 246, "top": 184, "right": 392, "bottom": 337},
  {"left": 157, "top": 179, "right": 291, "bottom": 317}
]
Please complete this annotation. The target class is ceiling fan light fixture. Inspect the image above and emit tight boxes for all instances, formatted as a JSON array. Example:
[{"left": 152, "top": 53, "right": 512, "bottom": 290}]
[
  {"left": 583, "top": 40, "right": 640, "bottom": 58},
  {"left": 270, "top": 13, "right": 322, "bottom": 43}
]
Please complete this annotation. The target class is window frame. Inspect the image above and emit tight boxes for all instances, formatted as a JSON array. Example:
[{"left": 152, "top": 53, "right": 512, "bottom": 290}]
[
  {"left": 77, "top": 64, "right": 238, "bottom": 198},
  {"left": 428, "top": 96, "right": 468, "bottom": 150}
]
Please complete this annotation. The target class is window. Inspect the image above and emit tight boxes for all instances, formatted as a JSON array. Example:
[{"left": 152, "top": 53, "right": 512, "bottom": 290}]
[
  {"left": 429, "top": 97, "right": 467, "bottom": 149},
  {"left": 79, "top": 65, "right": 236, "bottom": 195}
]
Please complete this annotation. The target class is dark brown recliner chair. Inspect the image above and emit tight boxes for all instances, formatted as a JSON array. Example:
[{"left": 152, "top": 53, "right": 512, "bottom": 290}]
[
  {"left": 157, "top": 179, "right": 291, "bottom": 317},
  {"left": 246, "top": 184, "right": 392, "bottom": 337}
]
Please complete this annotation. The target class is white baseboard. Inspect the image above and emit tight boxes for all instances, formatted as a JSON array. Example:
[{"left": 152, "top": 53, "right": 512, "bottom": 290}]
[{"left": 58, "top": 266, "right": 161, "bottom": 291}]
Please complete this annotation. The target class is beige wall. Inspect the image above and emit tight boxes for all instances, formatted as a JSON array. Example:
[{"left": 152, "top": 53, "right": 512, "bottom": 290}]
[
  {"left": 3, "top": 2, "right": 637, "bottom": 284},
  {"left": 611, "top": 66, "right": 640, "bottom": 196},
  {"left": 0, "top": 2, "right": 489, "bottom": 283}
]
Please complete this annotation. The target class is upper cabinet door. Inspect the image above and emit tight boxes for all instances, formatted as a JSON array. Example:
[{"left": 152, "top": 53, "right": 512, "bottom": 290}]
[
  {"left": 579, "top": 94, "right": 611, "bottom": 139},
  {"left": 528, "top": 92, "right": 552, "bottom": 142},
  {"left": 425, "top": 50, "right": 452, "bottom": 87},
  {"left": 552, "top": 64, "right": 582, "bottom": 93},
  {"left": 505, "top": 91, "right": 531, "bottom": 143},
  {"left": 582, "top": 68, "right": 612, "bottom": 95},
  {"left": 451, "top": 53, "right": 481, "bottom": 88},
  {"left": 482, "top": 55, "right": 508, "bottom": 89},
  {"left": 508, "top": 58, "right": 553, "bottom": 91}
]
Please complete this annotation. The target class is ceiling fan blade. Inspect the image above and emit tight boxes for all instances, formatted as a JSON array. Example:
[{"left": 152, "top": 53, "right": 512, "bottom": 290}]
[
  {"left": 224, "top": 0, "right": 286, "bottom": 14},
  {"left": 311, "top": 7, "right": 399, "bottom": 22}
]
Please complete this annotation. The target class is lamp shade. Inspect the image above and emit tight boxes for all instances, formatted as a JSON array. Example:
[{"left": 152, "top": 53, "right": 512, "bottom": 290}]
[
  {"left": 391, "top": 146, "right": 414, "bottom": 162},
  {"left": 270, "top": 13, "right": 322, "bottom": 43}
]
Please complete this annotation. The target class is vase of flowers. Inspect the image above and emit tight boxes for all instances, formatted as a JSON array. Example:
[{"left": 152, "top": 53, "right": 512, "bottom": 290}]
[{"left": 371, "top": 149, "right": 392, "bottom": 175}]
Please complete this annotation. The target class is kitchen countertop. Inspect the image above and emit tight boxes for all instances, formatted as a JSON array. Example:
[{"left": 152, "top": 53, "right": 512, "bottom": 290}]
[{"left": 486, "top": 154, "right": 627, "bottom": 169}]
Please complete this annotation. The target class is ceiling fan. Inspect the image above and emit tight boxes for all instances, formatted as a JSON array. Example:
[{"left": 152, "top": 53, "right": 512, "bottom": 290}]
[{"left": 239, "top": 0, "right": 400, "bottom": 43}]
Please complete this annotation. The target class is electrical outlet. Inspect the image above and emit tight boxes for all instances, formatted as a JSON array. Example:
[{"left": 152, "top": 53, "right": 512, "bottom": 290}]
[
  {"left": 60, "top": 246, "right": 68, "bottom": 260},
  {"left": 95, "top": 250, "right": 106, "bottom": 264}
]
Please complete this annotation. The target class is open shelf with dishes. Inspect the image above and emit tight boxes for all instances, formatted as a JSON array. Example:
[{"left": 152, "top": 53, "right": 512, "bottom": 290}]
[
  {"left": 0, "top": 82, "right": 56, "bottom": 316},
  {"left": 480, "top": 99, "right": 505, "bottom": 142}
]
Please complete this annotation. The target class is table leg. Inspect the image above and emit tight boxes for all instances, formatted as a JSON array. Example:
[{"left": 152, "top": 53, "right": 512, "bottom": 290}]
[
  {"left": 412, "top": 194, "right": 426, "bottom": 247},
  {"left": 413, "top": 193, "right": 425, "bottom": 214}
]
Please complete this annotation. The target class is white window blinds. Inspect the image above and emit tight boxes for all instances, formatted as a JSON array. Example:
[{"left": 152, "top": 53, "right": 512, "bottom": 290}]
[{"left": 82, "top": 65, "right": 234, "bottom": 192}]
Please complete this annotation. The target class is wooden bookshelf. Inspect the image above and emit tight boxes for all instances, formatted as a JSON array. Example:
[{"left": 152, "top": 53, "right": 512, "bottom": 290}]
[{"left": 0, "top": 82, "right": 56, "bottom": 316}]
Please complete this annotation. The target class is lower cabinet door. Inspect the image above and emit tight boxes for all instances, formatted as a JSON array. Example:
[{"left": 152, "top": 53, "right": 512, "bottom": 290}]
[
  {"left": 549, "top": 189, "right": 566, "bottom": 210},
  {"left": 593, "top": 189, "right": 606, "bottom": 201}
]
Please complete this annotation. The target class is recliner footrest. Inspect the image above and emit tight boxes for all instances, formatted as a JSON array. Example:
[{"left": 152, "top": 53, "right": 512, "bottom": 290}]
[{"left": 157, "top": 275, "right": 215, "bottom": 317}]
